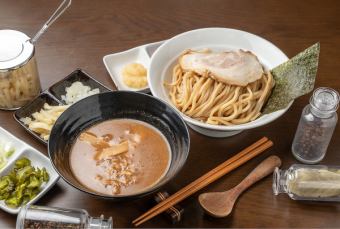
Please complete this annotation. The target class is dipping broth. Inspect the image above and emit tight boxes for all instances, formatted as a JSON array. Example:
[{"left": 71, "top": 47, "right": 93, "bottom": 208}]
[{"left": 70, "top": 119, "right": 171, "bottom": 196}]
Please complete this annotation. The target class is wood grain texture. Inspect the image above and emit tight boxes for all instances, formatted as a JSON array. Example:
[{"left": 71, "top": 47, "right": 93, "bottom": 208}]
[
  {"left": 199, "top": 156, "right": 282, "bottom": 217},
  {"left": 1, "top": 0, "right": 340, "bottom": 227}
]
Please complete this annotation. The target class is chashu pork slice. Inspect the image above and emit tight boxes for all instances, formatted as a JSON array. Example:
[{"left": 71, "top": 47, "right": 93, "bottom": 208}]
[{"left": 179, "top": 50, "right": 264, "bottom": 86}]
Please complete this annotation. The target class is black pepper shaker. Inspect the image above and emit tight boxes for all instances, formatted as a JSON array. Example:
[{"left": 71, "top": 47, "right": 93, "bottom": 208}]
[
  {"left": 292, "top": 87, "right": 339, "bottom": 164},
  {"left": 16, "top": 205, "right": 112, "bottom": 229}
]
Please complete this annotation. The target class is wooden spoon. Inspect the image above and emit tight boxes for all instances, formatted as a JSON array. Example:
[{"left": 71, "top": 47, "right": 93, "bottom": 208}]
[{"left": 198, "top": 155, "right": 281, "bottom": 218}]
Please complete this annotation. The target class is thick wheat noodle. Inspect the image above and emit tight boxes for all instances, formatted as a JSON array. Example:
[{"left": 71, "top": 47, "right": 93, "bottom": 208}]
[{"left": 166, "top": 64, "right": 274, "bottom": 125}]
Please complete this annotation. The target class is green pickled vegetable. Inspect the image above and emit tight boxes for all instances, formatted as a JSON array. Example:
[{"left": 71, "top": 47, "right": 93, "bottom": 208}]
[
  {"left": 5, "top": 195, "right": 21, "bottom": 208},
  {"left": 17, "top": 166, "right": 34, "bottom": 184},
  {"left": 27, "top": 176, "right": 41, "bottom": 189},
  {"left": 41, "top": 168, "right": 49, "bottom": 182},
  {"left": 0, "top": 192, "right": 10, "bottom": 200},
  {"left": 0, "top": 178, "right": 9, "bottom": 189},
  {"left": 0, "top": 157, "right": 49, "bottom": 208},
  {"left": 15, "top": 157, "right": 31, "bottom": 169}
]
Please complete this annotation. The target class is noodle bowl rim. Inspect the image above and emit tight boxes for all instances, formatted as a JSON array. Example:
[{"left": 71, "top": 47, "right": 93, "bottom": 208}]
[{"left": 148, "top": 27, "right": 291, "bottom": 131}]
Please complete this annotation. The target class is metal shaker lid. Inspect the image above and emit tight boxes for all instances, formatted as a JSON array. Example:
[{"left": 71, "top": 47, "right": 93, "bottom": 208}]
[{"left": 0, "top": 30, "right": 34, "bottom": 71}]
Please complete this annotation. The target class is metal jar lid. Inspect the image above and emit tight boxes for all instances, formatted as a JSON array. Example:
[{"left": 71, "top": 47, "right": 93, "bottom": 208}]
[{"left": 0, "top": 30, "right": 34, "bottom": 71}]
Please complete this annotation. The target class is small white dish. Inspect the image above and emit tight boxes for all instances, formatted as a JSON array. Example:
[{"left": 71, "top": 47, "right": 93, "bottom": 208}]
[
  {"left": 0, "top": 129, "right": 26, "bottom": 172},
  {"left": 148, "top": 28, "right": 291, "bottom": 137},
  {"left": 0, "top": 127, "right": 59, "bottom": 214},
  {"left": 103, "top": 40, "right": 164, "bottom": 93}
]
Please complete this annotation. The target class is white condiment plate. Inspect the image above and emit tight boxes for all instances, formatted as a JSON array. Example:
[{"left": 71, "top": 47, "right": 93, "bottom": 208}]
[
  {"left": 0, "top": 129, "right": 26, "bottom": 173},
  {"left": 103, "top": 40, "right": 165, "bottom": 93},
  {"left": 0, "top": 127, "right": 59, "bottom": 214}
]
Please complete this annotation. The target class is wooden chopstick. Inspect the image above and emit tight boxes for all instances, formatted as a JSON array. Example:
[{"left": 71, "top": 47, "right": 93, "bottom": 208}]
[
  {"left": 134, "top": 140, "right": 273, "bottom": 226},
  {"left": 133, "top": 137, "right": 272, "bottom": 226},
  {"left": 133, "top": 136, "right": 268, "bottom": 225}
]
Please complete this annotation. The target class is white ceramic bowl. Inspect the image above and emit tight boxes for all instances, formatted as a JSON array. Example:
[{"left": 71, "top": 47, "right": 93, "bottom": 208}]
[{"left": 148, "top": 28, "right": 290, "bottom": 137}]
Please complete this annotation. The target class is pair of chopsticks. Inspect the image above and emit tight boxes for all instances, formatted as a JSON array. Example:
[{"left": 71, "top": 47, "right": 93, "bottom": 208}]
[{"left": 132, "top": 137, "right": 273, "bottom": 226}]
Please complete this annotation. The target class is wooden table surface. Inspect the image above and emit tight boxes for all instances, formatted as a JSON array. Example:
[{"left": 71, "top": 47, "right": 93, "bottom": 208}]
[{"left": 1, "top": 0, "right": 340, "bottom": 228}]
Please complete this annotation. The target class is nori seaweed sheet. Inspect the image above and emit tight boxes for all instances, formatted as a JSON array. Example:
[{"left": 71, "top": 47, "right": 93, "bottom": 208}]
[{"left": 262, "top": 43, "right": 320, "bottom": 114}]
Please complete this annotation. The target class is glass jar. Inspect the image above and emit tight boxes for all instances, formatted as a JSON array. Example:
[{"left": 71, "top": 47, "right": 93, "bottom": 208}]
[
  {"left": 16, "top": 205, "right": 112, "bottom": 229},
  {"left": 273, "top": 164, "right": 340, "bottom": 201},
  {"left": 291, "top": 87, "right": 339, "bottom": 164},
  {"left": 0, "top": 30, "right": 41, "bottom": 110}
]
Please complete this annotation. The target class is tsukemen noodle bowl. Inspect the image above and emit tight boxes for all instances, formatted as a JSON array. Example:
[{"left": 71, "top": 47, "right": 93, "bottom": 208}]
[
  {"left": 48, "top": 91, "right": 190, "bottom": 199},
  {"left": 148, "top": 28, "right": 291, "bottom": 137}
]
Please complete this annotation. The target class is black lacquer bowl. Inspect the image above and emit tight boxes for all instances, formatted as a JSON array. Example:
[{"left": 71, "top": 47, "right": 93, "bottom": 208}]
[{"left": 48, "top": 91, "right": 190, "bottom": 199}]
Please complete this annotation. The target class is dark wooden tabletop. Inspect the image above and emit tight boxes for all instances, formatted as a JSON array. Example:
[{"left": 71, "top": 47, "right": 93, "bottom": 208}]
[{"left": 1, "top": 0, "right": 340, "bottom": 228}]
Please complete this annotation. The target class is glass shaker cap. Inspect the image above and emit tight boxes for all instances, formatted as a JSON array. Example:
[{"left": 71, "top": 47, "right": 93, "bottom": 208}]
[{"left": 311, "top": 87, "right": 339, "bottom": 113}]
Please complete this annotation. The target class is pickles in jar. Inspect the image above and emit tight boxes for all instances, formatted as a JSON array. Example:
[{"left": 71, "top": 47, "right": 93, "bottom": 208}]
[{"left": 0, "top": 57, "right": 41, "bottom": 109}]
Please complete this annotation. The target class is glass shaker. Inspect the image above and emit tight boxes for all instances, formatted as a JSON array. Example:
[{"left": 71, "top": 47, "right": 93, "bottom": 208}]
[
  {"left": 16, "top": 205, "right": 112, "bottom": 229},
  {"left": 273, "top": 164, "right": 340, "bottom": 201},
  {"left": 0, "top": 30, "right": 41, "bottom": 110},
  {"left": 291, "top": 87, "right": 339, "bottom": 164}
]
